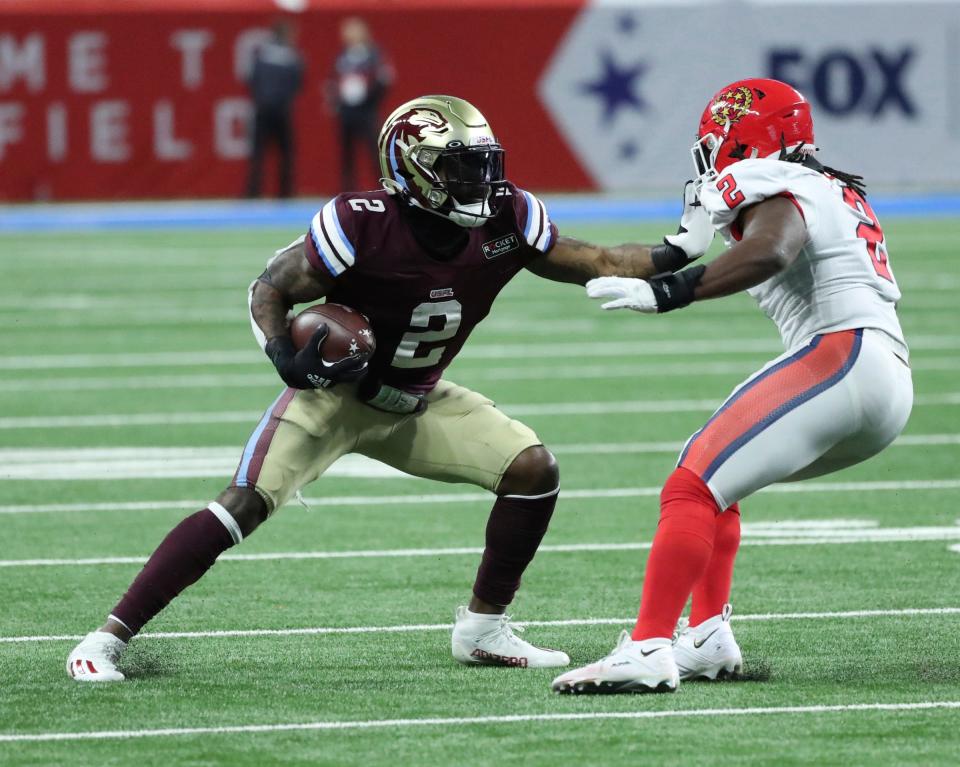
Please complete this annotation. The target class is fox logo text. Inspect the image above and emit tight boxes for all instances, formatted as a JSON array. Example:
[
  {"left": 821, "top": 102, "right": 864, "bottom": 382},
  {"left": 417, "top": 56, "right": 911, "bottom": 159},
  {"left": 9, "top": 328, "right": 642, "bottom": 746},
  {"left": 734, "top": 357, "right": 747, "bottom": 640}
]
[{"left": 768, "top": 47, "right": 916, "bottom": 117}]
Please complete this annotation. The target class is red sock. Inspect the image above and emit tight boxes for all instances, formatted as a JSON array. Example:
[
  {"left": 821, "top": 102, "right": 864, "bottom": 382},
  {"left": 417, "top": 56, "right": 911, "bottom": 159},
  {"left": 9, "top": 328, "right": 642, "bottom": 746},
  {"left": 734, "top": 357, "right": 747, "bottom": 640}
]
[
  {"left": 689, "top": 503, "right": 741, "bottom": 627},
  {"left": 632, "top": 468, "right": 719, "bottom": 640}
]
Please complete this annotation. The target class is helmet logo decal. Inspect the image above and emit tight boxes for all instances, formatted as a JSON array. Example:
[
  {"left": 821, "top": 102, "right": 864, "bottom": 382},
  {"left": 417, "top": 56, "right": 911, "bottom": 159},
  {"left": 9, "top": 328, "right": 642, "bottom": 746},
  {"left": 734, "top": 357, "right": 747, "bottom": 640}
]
[
  {"left": 710, "top": 86, "right": 756, "bottom": 127},
  {"left": 693, "top": 78, "right": 815, "bottom": 181},
  {"left": 405, "top": 109, "right": 451, "bottom": 139}
]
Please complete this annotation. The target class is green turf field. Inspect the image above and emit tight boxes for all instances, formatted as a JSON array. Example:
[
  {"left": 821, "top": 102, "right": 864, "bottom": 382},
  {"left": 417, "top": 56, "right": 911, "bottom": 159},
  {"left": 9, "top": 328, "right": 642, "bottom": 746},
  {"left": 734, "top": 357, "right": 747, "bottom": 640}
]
[{"left": 1, "top": 217, "right": 959, "bottom": 765}]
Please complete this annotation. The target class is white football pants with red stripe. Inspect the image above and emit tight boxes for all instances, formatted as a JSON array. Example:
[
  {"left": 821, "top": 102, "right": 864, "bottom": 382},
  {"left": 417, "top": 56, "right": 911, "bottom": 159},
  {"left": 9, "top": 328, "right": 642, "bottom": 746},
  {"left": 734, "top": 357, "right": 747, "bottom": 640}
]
[{"left": 678, "top": 328, "right": 913, "bottom": 510}]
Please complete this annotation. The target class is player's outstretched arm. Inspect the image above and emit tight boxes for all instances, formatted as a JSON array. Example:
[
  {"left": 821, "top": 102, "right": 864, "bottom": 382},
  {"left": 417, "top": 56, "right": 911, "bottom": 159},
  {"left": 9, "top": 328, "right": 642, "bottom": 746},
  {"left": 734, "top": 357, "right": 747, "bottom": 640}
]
[
  {"left": 586, "top": 196, "right": 806, "bottom": 314},
  {"left": 526, "top": 182, "right": 714, "bottom": 286},
  {"left": 525, "top": 236, "right": 662, "bottom": 285},
  {"left": 690, "top": 195, "right": 806, "bottom": 300}
]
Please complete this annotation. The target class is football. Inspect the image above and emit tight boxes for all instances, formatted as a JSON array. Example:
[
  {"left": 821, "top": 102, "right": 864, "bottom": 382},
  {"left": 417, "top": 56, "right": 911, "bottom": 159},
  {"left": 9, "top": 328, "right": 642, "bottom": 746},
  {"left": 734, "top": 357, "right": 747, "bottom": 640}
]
[{"left": 289, "top": 303, "right": 376, "bottom": 362}]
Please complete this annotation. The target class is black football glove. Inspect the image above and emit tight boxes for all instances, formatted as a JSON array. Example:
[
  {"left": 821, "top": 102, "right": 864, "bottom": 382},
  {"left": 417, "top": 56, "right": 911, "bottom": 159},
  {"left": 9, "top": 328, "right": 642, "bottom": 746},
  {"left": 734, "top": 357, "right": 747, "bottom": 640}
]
[{"left": 265, "top": 325, "right": 368, "bottom": 390}]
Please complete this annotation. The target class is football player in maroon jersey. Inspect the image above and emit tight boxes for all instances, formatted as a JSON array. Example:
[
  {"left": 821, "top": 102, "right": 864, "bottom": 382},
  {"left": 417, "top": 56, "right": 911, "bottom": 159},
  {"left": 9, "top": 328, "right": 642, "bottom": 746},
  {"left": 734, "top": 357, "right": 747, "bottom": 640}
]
[{"left": 67, "top": 95, "right": 713, "bottom": 682}]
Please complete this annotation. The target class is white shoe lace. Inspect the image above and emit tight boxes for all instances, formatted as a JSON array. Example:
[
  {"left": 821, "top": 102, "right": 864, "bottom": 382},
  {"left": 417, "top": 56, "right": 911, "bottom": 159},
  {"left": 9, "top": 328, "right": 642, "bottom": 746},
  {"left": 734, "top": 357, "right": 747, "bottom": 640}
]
[
  {"left": 480, "top": 614, "right": 526, "bottom": 647},
  {"left": 599, "top": 629, "right": 634, "bottom": 661},
  {"left": 672, "top": 618, "right": 690, "bottom": 645},
  {"left": 673, "top": 604, "right": 734, "bottom": 644}
]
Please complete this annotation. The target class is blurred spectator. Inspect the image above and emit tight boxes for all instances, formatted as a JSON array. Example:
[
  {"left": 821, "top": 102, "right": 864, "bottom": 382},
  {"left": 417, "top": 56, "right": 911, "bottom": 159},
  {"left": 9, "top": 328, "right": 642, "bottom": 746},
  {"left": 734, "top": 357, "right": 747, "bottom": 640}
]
[
  {"left": 244, "top": 19, "right": 304, "bottom": 198},
  {"left": 328, "top": 17, "right": 393, "bottom": 190}
]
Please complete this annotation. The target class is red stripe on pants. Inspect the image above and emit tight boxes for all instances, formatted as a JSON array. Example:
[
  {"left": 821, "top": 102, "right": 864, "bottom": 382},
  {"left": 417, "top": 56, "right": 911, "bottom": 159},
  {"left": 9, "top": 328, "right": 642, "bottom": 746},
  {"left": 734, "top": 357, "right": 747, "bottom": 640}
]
[
  {"left": 680, "top": 331, "right": 857, "bottom": 479},
  {"left": 244, "top": 388, "right": 297, "bottom": 487}
]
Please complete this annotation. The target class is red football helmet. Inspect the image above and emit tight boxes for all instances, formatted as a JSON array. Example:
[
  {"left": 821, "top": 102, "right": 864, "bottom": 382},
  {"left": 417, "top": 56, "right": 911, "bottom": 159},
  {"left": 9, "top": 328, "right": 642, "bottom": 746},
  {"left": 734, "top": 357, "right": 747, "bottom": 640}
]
[{"left": 691, "top": 78, "right": 815, "bottom": 186}]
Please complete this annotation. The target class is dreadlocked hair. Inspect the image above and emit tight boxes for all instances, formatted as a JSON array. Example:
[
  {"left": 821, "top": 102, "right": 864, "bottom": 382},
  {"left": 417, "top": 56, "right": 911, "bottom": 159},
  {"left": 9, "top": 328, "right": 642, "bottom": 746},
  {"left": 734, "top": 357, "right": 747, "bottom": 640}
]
[{"left": 781, "top": 140, "right": 868, "bottom": 198}]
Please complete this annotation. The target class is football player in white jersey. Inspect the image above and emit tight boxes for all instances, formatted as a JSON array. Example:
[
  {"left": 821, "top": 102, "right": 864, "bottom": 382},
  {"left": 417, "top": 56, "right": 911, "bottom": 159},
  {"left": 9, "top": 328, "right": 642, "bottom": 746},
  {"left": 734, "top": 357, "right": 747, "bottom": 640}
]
[{"left": 553, "top": 78, "right": 913, "bottom": 694}]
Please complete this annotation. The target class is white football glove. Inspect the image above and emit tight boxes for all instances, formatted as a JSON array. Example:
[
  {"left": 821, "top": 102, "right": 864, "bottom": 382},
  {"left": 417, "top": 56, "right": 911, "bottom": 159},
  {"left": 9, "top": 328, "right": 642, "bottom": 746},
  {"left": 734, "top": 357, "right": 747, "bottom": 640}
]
[
  {"left": 664, "top": 181, "right": 714, "bottom": 261},
  {"left": 586, "top": 276, "right": 658, "bottom": 313}
]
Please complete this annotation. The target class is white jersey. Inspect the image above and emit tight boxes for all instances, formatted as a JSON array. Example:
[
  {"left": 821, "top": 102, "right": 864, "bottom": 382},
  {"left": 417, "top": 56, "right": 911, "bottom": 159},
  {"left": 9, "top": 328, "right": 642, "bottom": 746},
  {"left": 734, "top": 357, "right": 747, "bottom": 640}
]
[{"left": 699, "top": 158, "right": 908, "bottom": 358}]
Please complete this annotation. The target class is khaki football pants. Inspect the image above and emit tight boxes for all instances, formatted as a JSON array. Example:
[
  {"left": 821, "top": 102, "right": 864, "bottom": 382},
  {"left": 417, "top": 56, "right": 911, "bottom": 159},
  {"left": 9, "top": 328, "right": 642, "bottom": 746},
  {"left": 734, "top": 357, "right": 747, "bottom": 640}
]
[{"left": 231, "top": 379, "right": 542, "bottom": 512}]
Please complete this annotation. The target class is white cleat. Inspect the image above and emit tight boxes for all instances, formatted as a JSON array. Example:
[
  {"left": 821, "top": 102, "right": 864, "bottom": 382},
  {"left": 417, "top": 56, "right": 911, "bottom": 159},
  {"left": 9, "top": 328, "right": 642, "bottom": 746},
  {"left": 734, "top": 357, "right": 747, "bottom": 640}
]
[
  {"left": 552, "top": 631, "right": 679, "bottom": 694},
  {"left": 673, "top": 604, "right": 743, "bottom": 681},
  {"left": 451, "top": 606, "right": 570, "bottom": 668},
  {"left": 66, "top": 631, "right": 127, "bottom": 682}
]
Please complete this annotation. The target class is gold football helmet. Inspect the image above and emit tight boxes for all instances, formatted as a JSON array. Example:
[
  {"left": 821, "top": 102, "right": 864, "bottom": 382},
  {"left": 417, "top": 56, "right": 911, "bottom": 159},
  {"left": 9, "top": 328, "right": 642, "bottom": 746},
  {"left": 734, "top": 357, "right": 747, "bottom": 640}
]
[{"left": 378, "top": 95, "right": 506, "bottom": 228}]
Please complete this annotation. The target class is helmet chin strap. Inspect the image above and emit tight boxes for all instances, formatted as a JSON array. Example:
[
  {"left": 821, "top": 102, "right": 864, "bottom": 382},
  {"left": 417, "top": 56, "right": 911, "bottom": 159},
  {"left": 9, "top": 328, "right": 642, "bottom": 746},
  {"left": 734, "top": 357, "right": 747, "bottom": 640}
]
[
  {"left": 380, "top": 177, "right": 404, "bottom": 195},
  {"left": 447, "top": 199, "right": 490, "bottom": 228},
  {"left": 383, "top": 173, "right": 493, "bottom": 229},
  {"left": 402, "top": 191, "right": 492, "bottom": 229}
]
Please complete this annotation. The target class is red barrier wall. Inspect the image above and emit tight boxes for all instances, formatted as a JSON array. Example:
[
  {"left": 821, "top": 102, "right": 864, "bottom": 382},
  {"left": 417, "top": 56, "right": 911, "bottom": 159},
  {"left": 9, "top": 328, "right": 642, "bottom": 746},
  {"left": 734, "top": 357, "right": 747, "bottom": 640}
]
[{"left": 0, "top": 0, "right": 591, "bottom": 201}]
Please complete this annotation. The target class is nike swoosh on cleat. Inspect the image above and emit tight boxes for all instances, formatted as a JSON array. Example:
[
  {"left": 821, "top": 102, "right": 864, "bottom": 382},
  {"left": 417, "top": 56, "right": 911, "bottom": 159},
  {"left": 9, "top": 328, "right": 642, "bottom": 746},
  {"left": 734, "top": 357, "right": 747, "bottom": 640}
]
[
  {"left": 693, "top": 628, "right": 719, "bottom": 649},
  {"left": 639, "top": 647, "right": 662, "bottom": 657}
]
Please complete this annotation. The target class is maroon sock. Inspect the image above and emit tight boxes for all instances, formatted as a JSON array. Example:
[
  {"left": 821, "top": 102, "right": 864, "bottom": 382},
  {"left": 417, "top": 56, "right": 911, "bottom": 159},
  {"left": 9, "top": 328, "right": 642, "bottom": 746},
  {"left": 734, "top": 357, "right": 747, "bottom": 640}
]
[
  {"left": 472, "top": 491, "right": 558, "bottom": 607},
  {"left": 110, "top": 507, "right": 238, "bottom": 635}
]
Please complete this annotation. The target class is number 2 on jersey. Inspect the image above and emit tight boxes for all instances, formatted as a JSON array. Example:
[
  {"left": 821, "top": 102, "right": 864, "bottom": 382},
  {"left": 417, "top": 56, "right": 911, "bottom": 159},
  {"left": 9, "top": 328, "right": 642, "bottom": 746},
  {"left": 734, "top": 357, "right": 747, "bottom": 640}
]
[
  {"left": 717, "top": 174, "right": 746, "bottom": 209},
  {"left": 348, "top": 199, "right": 386, "bottom": 213},
  {"left": 391, "top": 300, "right": 462, "bottom": 368},
  {"left": 842, "top": 187, "right": 893, "bottom": 282}
]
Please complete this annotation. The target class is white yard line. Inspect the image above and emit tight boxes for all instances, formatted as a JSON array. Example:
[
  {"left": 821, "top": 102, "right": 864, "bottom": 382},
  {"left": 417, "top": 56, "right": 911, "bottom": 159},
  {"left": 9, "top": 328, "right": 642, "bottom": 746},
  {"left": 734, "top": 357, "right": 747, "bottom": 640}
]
[
  {"left": 0, "top": 450, "right": 407, "bottom": 481},
  {"left": 2, "top": 702, "right": 960, "bottom": 743},
  {"left": 0, "top": 399, "right": 732, "bottom": 431},
  {"left": 2, "top": 479, "right": 959, "bottom": 515},
  {"left": 0, "top": 350, "right": 259, "bottom": 371},
  {"left": 0, "top": 373, "right": 280, "bottom": 393},
  {"left": 3, "top": 606, "right": 959, "bottom": 645},
  {"left": 0, "top": 411, "right": 261, "bottom": 430},
  {"left": 0, "top": 393, "right": 956, "bottom": 430},
  {"left": 0, "top": 335, "right": 956, "bottom": 370},
  {"left": 1, "top": 357, "right": 957, "bottom": 392},
  {"left": 3, "top": 521, "right": 960, "bottom": 569},
  {"left": 2, "top": 435, "right": 955, "bottom": 481},
  {"left": 555, "top": 434, "right": 960, "bottom": 454}
]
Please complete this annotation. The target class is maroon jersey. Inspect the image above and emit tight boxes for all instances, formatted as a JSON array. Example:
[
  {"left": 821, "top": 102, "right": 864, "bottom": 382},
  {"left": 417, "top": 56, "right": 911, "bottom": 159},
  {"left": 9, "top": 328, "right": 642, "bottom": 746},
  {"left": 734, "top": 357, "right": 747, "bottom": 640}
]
[{"left": 304, "top": 183, "right": 558, "bottom": 393}]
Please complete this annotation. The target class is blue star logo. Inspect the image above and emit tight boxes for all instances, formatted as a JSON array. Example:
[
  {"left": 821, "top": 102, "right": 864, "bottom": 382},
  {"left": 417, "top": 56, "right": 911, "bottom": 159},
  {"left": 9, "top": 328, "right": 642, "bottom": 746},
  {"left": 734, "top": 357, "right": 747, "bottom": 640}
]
[
  {"left": 580, "top": 51, "right": 648, "bottom": 125},
  {"left": 619, "top": 141, "right": 640, "bottom": 160},
  {"left": 617, "top": 14, "right": 639, "bottom": 34}
]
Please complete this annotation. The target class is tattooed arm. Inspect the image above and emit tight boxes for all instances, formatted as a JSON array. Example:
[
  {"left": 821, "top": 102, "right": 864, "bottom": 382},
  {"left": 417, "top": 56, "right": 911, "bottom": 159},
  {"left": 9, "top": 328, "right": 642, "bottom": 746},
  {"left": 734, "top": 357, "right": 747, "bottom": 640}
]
[
  {"left": 526, "top": 182, "right": 717, "bottom": 286},
  {"left": 248, "top": 235, "right": 363, "bottom": 390},
  {"left": 525, "top": 236, "right": 664, "bottom": 286},
  {"left": 248, "top": 235, "right": 335, "bottom": 349}
]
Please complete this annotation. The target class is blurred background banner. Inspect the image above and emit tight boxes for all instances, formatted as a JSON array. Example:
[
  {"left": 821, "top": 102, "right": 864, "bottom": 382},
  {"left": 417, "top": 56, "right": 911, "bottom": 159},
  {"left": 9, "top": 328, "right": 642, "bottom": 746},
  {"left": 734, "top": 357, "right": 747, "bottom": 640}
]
[{"left": 0, "top": 0, "right": 957, "bottom": 201}]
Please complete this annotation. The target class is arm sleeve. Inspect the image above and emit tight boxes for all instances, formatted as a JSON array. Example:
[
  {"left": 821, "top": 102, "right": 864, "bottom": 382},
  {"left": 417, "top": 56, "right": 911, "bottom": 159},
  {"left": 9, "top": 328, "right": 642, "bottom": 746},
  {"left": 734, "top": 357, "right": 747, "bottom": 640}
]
[
  {"left": 514, "top": 188, "right": 558, "bottom": 256},
  {"left": 304, "top": 196, "right": 358, "bottom": 278}
]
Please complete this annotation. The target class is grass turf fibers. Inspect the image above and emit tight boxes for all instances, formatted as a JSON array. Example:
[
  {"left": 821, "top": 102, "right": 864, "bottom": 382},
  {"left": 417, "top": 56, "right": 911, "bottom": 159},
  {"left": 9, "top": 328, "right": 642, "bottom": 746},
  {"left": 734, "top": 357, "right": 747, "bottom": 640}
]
[{"left": 1, "top": 218, "right": 959, "bottom": 765}]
